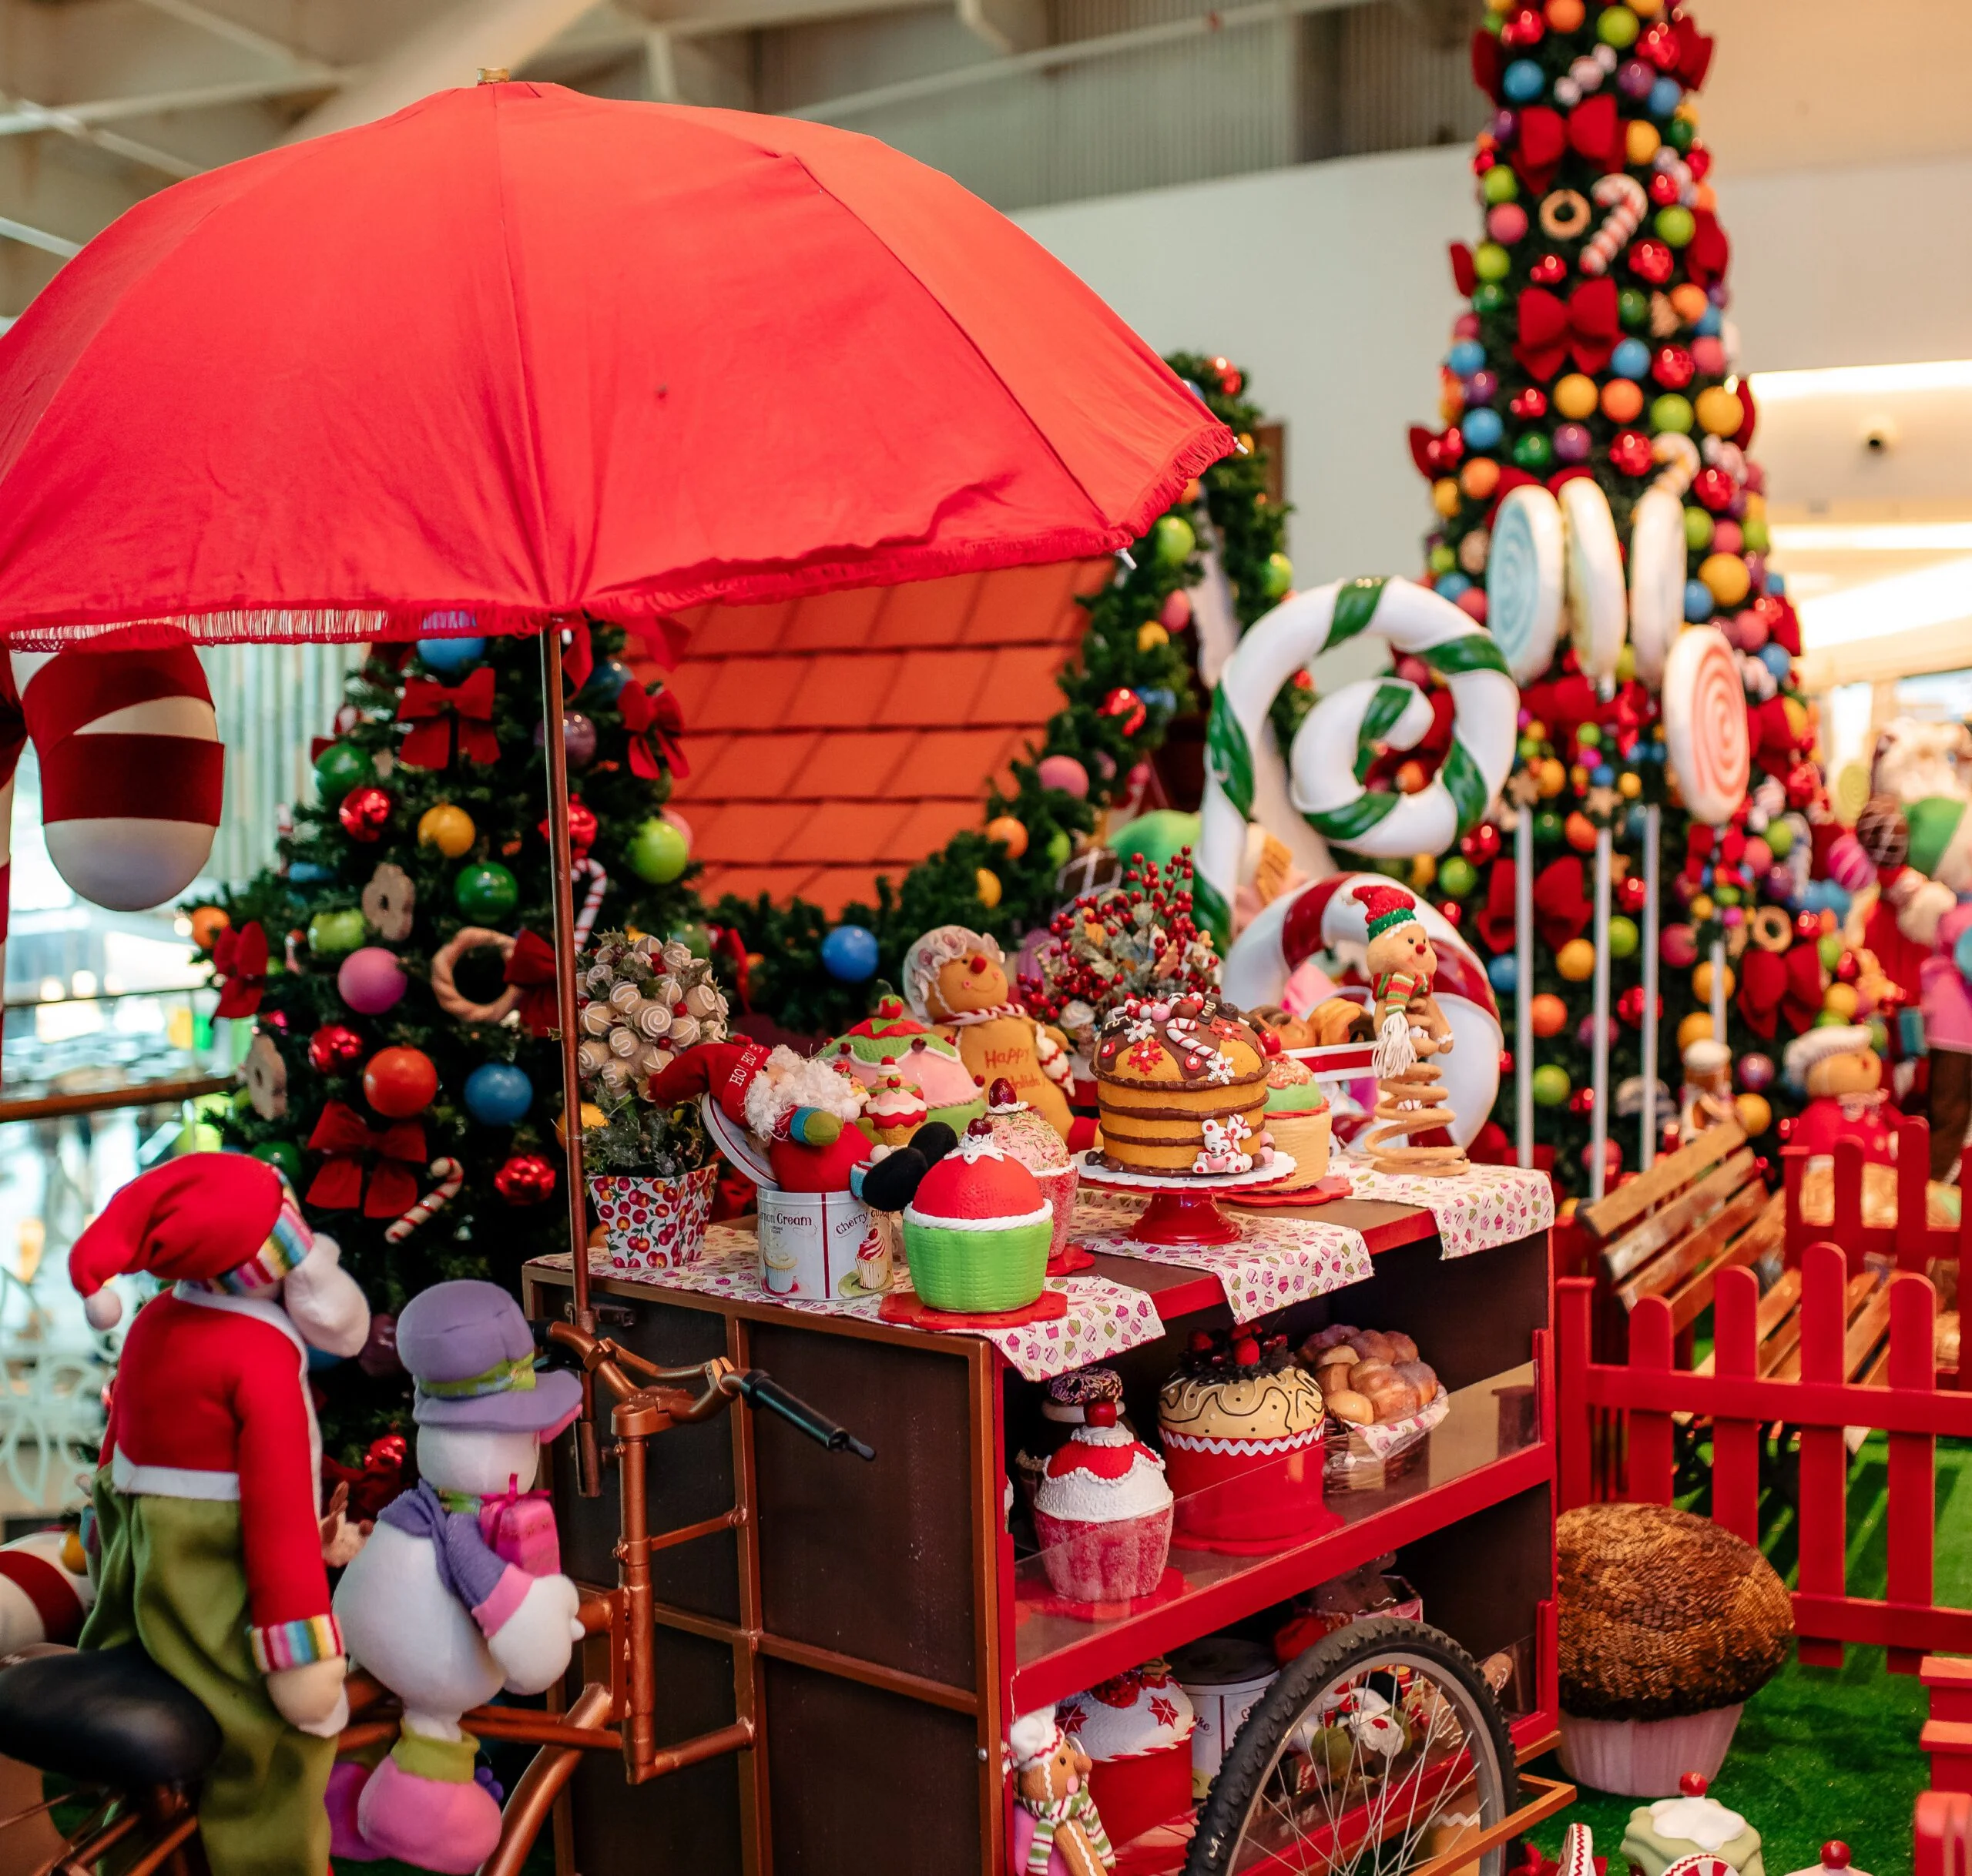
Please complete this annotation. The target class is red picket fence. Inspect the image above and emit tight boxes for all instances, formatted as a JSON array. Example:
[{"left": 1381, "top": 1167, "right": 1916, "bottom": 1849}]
[
  {"left": 1782, "top": 1120, "right": 1972, "bottom": 1272},
  {"left": 1917, "top": 1789, "right": 1970, "bottom": 1876},
  {"left": 1557, "top": 1244, "right": 1972, "bottom": 1672}
]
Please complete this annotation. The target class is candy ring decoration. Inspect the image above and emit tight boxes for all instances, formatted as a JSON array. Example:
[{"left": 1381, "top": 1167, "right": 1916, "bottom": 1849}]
[
  {"left": 1538, "top": 189, "right": 1591, "bottom": 240},
  {"left": 384, "top": 1156, "right": 465, "bottom": 1244},
  {"left": 1560, "top": 477, "right": 1625, "bottom": 682},
  {"left": 1652, "top": 430, "right": 1700, "bottom": 498},
  {"left": 1486, "top": 484, "right": 1565, "bottom": 684},
  {"left": 1578, "top": 173, "right": 1648, "bottom": 277},
  {"left": 430, "top": 926, "right": 520, "bottom": 1024},
  {"left": 1198, "top": 576, "right": 1516, "bottom": 940},
  {"left": 1627, "top": 485, "right": 1689, "bottom": 688},
  {"left": 1663, "top": 625, "right": 1752, "bottom": 825},
  {"left": 1222, "top": 872, "right": 1502, "bottom": 1148},
  {"left": 1749, "top": 905, "right": 1793, "bottom": 953}
]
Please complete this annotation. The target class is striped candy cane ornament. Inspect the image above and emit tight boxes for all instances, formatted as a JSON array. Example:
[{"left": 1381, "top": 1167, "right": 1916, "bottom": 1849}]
[
  {"left": 384, "top": 1157, "right": 466, "bottom": 1244},
  {"left": 1578, "top": 173, "right": 1648, "bottom": 277}
]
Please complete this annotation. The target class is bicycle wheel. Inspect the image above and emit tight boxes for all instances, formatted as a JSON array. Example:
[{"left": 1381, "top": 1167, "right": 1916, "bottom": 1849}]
[{"left": 1186, "top": 1616, "right": 1518, "bottom": 1876}]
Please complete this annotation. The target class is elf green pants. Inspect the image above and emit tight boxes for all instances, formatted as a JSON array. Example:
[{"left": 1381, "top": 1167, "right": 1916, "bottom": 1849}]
[{"left": 82, "top": 1474, "right": 333, "bottom": 1876}]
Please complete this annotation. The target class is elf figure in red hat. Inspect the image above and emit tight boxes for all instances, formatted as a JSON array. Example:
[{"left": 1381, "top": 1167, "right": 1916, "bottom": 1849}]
[
  {"left": 649, "top": 1039, "right": 870, "bottom": 1191},
  {"left": 1353, "top": 885, "right": 1454, "bottom": 1076},
  {"left": 69, "top": 1154, "right": 370, "bottom": 1876}
]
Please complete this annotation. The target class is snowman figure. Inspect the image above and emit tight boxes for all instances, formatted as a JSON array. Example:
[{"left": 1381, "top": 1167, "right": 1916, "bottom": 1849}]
[{"left": 331, "top": 1281, "right": 585, "bottom": 1872}]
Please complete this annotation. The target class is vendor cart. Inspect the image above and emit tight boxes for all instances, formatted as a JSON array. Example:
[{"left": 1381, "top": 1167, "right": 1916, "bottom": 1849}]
[{"left": 524, "top": 1180, "right": 1572, "bottom": 1874}]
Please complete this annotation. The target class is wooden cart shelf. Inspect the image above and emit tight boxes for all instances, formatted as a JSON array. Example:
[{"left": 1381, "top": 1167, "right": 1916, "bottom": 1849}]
[{"left": 525, "top": 1192, "right": 1559, "bottom": 1875}]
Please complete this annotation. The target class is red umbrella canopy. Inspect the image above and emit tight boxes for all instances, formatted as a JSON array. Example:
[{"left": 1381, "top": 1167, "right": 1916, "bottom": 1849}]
[{"left": 0, "top": 82, "right": 1229, "bottom": 648}]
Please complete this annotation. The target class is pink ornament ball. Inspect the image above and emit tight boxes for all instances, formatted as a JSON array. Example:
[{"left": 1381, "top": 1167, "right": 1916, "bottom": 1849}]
[
  {"left": 1487, "top": 203, "right": 1530, "bottom": 244},
  {"left": 1739, "top": 1051, "right": 1775, "bottom": 1092},
  {"left": 1454, "top": 313, "right": 1482, "bottom": 340},
  {"left": 1581, "top": 1139, "right": 1623, "bottom": 1179},
  {"left": 1825, "top": 832, "right": 1876, "bottom": 893},
  {"left": 1160, "top": 588, "right": 1192, "bottom": 630},
  {"left": 1662, "top": 923, "right": 1699, "bottom": 968},
  {"left": 1742, "top": 836, "right": 1773, "bottom": 876},
  {"left": 1456, "top": 587, "right": 1489, "bottom": 623},
  {"left": 1733, "top": 609, "right": 1769, "bottom": 653},
  {"left": 1766, "top": 865, "right": 1795, "bottom": 900},
  {"left": 1712, "top": 519, "right": 1743, "bottom": 557},
  {"left": 1691, "top": 336, "right": 1727, "bottom": 377},
  {"left": 1395, "top": 655, "right": 1432, "bottom": 686},
  {"left": 338, "top": 945, "right": 408, "bottom": 1016},
  {"left": 1576, "top": 1014, "right": 1617, "bottom": 1050},
  {"left": 1038, "top": 754, "right": 1091, "bottom": 799}
]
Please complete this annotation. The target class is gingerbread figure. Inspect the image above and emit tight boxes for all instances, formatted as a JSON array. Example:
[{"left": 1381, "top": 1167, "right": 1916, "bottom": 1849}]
[
  {"left": 1007, "top": 1710, "right": 1115, "bottom": 1876},
  {"left": 1353, "top": 885, "right": 1464, "bottom": 1176}
]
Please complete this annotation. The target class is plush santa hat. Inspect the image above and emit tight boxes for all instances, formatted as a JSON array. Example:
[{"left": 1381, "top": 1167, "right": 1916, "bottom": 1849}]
[
  {"left": 649, "top": 1042, "right": 868, "bottom": 1192},
  {"left": 70, "top": 1153, "right": 370, "bottom": 1354}
]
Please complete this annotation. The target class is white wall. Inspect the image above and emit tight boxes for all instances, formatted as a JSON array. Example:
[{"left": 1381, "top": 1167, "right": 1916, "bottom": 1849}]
[{"left": 1017, "top": 147, "right": 1972, "bottom": 585}]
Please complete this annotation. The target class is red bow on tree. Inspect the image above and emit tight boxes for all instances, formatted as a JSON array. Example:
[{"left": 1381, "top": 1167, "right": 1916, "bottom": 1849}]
[
  {"left": 397, "top": 666, "right": 498, "bottom": 769},
  {"left": 1684, "top": 208, "right": 1730, "bottom": 289},
  {"left": 305, "top": 1101, "right": 428, "bottom": 1217},
  {"left": 709, "top": 924, "right": 753, "bottom": 1013},
  {"left": 1448, "top": 242, "right": 1477, "bottom": 297},
  {"left": 618, "top": 683, "right": 689, "bottom": 781},
  {"left": 1738, "top": 943, "right": 1826, "bottom": 1041},
  {"left": 503, "top": 929, "right": 561, "bottom": 1036},
  {"left": 1476, "top": 858, "right": 1592, "bottom": 955},
  {"left": 211, "top": 921, "right": 268, "bottom": 1018},
  {"left": 1514, "top": 278, "right": 1621, "bottom": 382}
]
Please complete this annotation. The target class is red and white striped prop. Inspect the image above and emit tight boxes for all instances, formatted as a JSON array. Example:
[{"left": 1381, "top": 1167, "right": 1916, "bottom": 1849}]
[
  {"left": 0, "top": 629, "right": 224, "bottom": 983},
  {"left": 0, "top": 1527, "right": 94, "bottom": 1649}
]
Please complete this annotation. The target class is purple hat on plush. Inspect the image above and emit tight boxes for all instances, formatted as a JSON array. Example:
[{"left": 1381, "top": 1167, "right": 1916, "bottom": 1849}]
[{"left": 397, "top": 1279, "right": 582, "bottom": 1435}]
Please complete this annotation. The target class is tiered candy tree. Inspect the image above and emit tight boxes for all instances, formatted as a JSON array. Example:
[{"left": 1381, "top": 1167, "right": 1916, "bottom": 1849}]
[
  {"left": 1398, "top": 0, "right": 1840, "bottom": 1196},
  {"left": 193, "top": 623, "right": 696, "bottom": 1453}
]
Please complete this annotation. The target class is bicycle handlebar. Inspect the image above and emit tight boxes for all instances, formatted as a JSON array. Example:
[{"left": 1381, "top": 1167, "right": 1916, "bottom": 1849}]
[{"left": 720, "top": 1368, "right": 876, "bottom": 1461}]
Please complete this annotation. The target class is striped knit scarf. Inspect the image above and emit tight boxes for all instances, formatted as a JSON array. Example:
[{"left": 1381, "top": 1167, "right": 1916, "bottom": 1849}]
[{"left": 1021, "top": 1787, "right": 1115, "bottom": 1874}]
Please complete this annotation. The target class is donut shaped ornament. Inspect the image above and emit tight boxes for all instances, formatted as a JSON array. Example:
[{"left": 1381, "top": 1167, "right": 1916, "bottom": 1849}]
[
  {"left": 1663, "top": 625, "right": 1752, "bottom": 825},
  {"left": 1560, "top": 477, "right": 1625, "bottom": 682},
  {"left": 1222, "top": 872, "right": 1504, "bottom": 1147},
  {"left": 1487, "top": 484, "right": 1565, "bottom": 683},
  {"left": 430, "top": 926, "right": 521, "bottom": 1024},
  {"left": 1199, "top": 575, "right": 1516, "bottom": 942},
  {"left": 1627, "top": 485, "right": 1689, "bottom": 688}
]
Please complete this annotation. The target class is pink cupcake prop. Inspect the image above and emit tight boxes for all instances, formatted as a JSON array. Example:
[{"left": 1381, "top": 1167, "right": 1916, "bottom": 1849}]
[
  {"left": 1032, "top": 1399, "right": 1173, "bottom": 1602},
  {"left": 984, "top": 1077, "right": 1079, "bottom": 1262}
]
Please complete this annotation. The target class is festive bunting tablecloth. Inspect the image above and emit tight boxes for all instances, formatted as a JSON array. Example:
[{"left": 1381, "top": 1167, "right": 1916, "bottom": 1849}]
[
  {"left": 1067, "top": 1190, "right": 1373, "bottom": 1324},
  {"left": 1341, "top": 1161, "right": 1554, "bottom": 1259},
  {"left": 531, "top": 1232, "right": 1164, "bottom": 1382}
]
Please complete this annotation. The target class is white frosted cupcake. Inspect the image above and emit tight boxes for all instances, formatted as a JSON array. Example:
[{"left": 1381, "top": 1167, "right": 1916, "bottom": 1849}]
[{"left": 1032, "top": 1399, "right": 1173, "bottom": 1601}]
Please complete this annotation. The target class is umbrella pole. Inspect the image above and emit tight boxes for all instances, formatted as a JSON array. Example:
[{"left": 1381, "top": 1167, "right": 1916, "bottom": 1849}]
[{"left": 541, "top": 626, "right": 603, "bottom": 1498}]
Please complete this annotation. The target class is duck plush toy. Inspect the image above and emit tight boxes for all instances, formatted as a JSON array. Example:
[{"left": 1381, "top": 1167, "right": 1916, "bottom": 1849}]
[{"left": 330, "top": 1281, "right": 585, "bottom": 1873}]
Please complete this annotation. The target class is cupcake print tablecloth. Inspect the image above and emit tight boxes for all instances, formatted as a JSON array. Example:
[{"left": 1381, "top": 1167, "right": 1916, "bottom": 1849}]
[{"left": 1343, "top": 1161, "right": 1554, "bottom": 1258}]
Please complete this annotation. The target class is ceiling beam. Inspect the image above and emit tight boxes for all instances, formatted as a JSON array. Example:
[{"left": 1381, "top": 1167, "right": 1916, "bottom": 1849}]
[
  {"left": 0, "top": 95, "right": 200, "bottom": 177},
  {"left": 127, "top": 0, "right": 325, "bottom": 72},
  {"left": 0, "top": 214, "right": 82, "bottom": 259},
  {"left": 0, "top": 71, "right": 353, "bottom": 139}
]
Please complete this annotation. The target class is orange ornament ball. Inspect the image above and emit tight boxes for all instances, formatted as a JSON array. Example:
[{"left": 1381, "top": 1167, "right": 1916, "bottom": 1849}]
[
  {"left": 1565, "top": 812, "right": 1598, "bottom": 853},
  {"left": 1601, "top": 378, "right": 1645, "bottom": 424},
  {"left": 1557, "top": 940, "right": 1596, "bottom": 983},
  {"left": 188, "top": 905, "right": 231, "bottom": 951},
  {"left": 1461, "top": 457, "right": 1501, "bottom": 501},
  {"left": 1396, "top": 761, "right": 1430, "bottom": 795},
  {"left": 1433, "top": 477, "right": 1462, "bottom": 518},
  {"left": 364, "top": 1046, "right": 439, "bottom": 1120},
  {"left": 1670, "top": 283, "right": 1709, "bottom": 323},
  {"left": 1545, "top": 0, "right": 1585, "bottom": 27},
  {"left": 984, "top": 815, "right": 1029, "bottom": 860},
  {"left": 1531, "top": 993, "right": 1568, "bottom": 1038},
  {"left": 1735, "top": 1093, "right": 1772, "bottom": 1137}
]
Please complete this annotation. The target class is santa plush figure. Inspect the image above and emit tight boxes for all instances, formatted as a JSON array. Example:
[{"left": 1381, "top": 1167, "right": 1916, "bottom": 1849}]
[
  {"left": 648, "top": 1039, "right": 869, "bottom": 1191},
  {"left": 69, "top": 1154, "right": 370, "bottom": 1876},
  {"left": 1783, "top": 1025, "right": 1897, "bottom": 1167}
]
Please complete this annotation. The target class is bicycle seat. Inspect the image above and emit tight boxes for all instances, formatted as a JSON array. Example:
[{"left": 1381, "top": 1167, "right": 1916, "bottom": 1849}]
[{"left": 0, "top": 1643, "right": 220, "bottom": 1787}]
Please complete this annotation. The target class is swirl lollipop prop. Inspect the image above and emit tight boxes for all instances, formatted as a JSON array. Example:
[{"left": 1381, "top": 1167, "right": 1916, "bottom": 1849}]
[{"left": 1662, "top": 625, "right": 1752, "bottom": 826}]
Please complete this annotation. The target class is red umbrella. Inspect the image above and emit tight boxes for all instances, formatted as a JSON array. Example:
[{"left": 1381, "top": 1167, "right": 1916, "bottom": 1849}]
[
  {"left": 0, "top": 79, "right": 1229, "bottom": 1413},
  {"left": 0, "top": 81, "right": 1228, "bottom": 648}
]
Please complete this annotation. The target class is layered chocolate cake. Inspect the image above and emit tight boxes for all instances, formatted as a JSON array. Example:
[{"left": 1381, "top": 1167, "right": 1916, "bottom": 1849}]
[{"left": 1092, "top": 993, "right": 1271, "bottom": 1176}]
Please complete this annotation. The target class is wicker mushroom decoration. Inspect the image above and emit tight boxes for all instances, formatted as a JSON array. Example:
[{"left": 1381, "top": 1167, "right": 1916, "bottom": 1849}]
[{"left": 1558, "top": 1502, "right": 1792, "bottom": 1799}]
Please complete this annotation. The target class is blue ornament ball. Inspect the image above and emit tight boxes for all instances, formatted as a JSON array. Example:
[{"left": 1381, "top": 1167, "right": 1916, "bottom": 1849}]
[
  {"left": 1463, "top": 407, "right": 1504, "bottom": 451},
  {"left": 1447, "top": 340, "right": 1487, "bottom": 377},
  {"left": 1437, "top": 572, "right": 1473, "bottom": 603},
  {"left": 1758, "top": 642, "right": 1793, "bottom": 682},
  {"left": 1487, "top": 953, "right": 1519, "bottom": 995},
  {"left": 1683, "top": 580, "right": 1714, "bottom": 621},
  {"left": 1591, "top": 764, "right": 1615, "bottom": 786},
  {"left": 1648, "top": 76, "right": 1682, "bottom": 116},
  {"left": 1695, "top": 307, "right": 1722, "bottom": 337},
  {"left": 1611, "top": 338, "right": 1652, "bottom": 380},
  {"left": 820, "top": 923, "right": 880, "bottom": 984},
  {"left": 580, "top": 657, "right": 632, "bottom": 705},
  {"left": 418, "top": 634, "right": 487, "bottom": 673},
  {"left": 463, "top": 1061, "right": 533, "bottom": 1126},
  {"left": 1766, "top": 571, "right": 1787, "bottom": 596},
  {"left": 289, "top": 861, "right": 334, "bottom": 885},
  {"left": 1502, "top": 59, "right": 1546, "bottom": 102}
]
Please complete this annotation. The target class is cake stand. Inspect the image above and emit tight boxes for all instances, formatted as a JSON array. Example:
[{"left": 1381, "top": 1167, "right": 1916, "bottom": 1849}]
[{"left": 1077, "top": 1153, "right": 1296, "bottom": 1246}]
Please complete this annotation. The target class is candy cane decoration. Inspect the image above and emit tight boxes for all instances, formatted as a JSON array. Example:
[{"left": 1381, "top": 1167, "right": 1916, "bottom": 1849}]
[
  {"left": 1199, "top": 576, "right": 1516, "bottom": 946},
  {"left": 1578, "top": 173, "right": 1648, "bottom": 277},
  {"left": 1652, "top": 430, "right": 1700, "bottom": 498},
  {"left": 385, "top": 1156, "right": 465, "bottom": 1243},
  {"left": 572, "top": 857, "right": 609, "bottom": 950}
]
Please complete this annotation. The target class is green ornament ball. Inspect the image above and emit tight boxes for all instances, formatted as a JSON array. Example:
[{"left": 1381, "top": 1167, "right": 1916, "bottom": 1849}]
[
  {"left": 1713, "top": 885, "right": 1740, "bottom": 906},
  {"left": 671, "top": 923, "right": 713, "bottom": 960},
  {"left": 1481, "top": 166, "right": 1520, "bottom": 206},
  {"left": 1438, "top": 856, "right": 1477, "bottom": 899},
  {"left": 1531, "top": 1064, "right": 1572, "bottom": 1107},
  {"left": 1655, "top": 206, "right": 1695, "bottom": 248},
  {"left": 1665, "top": 116, "right": 1695, "bottom": 152},
  {"left": 1818, "top": 932, "right": 1844, "bottom": 971},
  {"left": 1596, "top": 5, "right": 1638, "bottom": 49},
  {"left": 1578, "top": 723, "right": 1602, "bottom": 749},
  {"left": 1608, "top": 916, "right": 1639, "bottom": 960},
  {"left": 625, "top": 819, "right": 690, "bottom": 886},
  {"left": 1107, "top": 809, "right": 1200, "bottom": 872},
  {"left": 1534, "top": 809, "right": 1565, "bottom": 846},
  {"left": 307, "top": 908, "right": 367, "bottom": 958},
  {"left": 1615, "top": 645, "right": 1636, "bottom": 684},
  {"left": 1618, "top": 288, "right": 1650, "bottom": 330},
  {"left": 1764, "top": 817, "right": 1794, "bottom": 859},
  {"left": 1474, "top": 243, "right": 1512, "bottom": 283},
  {"left": 1684, "top": 507, "right": 1715, "bottom": 551},
  {"left": 1742, "top": 517, "right": 1770, "bottom": 553},
  {"left": 314, "top": 741, "right": 370, "bottom": 799},
  {"left": 1152, "top": 514, "right": 1196, "bottom": 568},
  {"left": 1260, "top": 552, "right": 1294, "bottom": 600},
  {"left": 1813, "top": 1007, "right": 1848, "bottom": 1029},
  {"left": 1430, "top": 544, "right": 1458, "bottom": 575},
  {"left": 1472, "top": 283, "right": 1509, "bottom": 315},
  {"left": 253, "top": 1141, "right": 304, "bottom": 1185},
  {"left": 1649, "top": 394, "right": 1695, "bottom": 434},
  {"left": 454, "top": 861, "right": 521, "bottom": 920},
  {"left": 1518, "top": 734, "right": 1542, "bottom": 761},
  {"left": 1512, "top": 431, "right": 1554, "bottom": 471},
  {"left": 1045, "top": 829, "right": 1074, "bottom": 869}
]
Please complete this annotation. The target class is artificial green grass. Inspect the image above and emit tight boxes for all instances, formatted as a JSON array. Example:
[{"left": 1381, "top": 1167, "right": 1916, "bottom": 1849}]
[{"left": 1528, "top": 1435, "right": 1972, "bottom": 1876}]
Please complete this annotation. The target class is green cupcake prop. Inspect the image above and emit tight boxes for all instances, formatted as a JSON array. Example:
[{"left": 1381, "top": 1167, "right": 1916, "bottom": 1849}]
[{"left": 902, "top": 1129, "right": 1051, "bottom": 1313}]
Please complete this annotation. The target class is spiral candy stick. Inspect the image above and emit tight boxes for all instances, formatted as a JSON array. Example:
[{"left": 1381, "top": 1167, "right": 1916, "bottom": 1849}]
[
  {"left": 385, "top": 1156, "right": 465, "bottom": 1243},
  {"left": 1578, "top": 173, "right": 1648, "bottom": 276},
  {"left": 1652, "top": 430, "right": 1700, "bottom": 497}
]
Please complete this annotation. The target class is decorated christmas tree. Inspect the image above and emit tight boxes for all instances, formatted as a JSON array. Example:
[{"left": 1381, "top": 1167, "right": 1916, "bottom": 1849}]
[
  {"left": 1400, "top": 0, "right": 1833, "bottom": 1197},
  {"left": 195, "top": 622, "right": 696, "bottom": 1455}
]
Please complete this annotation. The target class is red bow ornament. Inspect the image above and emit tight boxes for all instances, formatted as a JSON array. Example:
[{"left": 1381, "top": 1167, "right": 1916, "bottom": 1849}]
[
  {"left": 618, "top": 682, "right": 689, "bottom": 781},
  {"left": 1508, "top": 107, "right": 1568, "bottom": 194},
  {"left": 1683, "top": 208, "right": 1730, "bottom": 290},
  {"left": 1514, "top": 278, "right": 1621, "bottom": 383},
  {"left": 1736, "top": 943, "right": 1827, "bottom": 1041},
  {"left": 305, "top": 1100, "right": 428, "bottom": 1217},
  {"left": 503, "top": 929, "right": 562, "bottom": 1037},
  {"left": 211, "top": 921, "right": 269, "bottom": 1019},
  {"left": 1473, "top": 856, "right": 1591, "bottom": 956},
  {"left": 397, "top": 666, "right": 498, "bottom": 770}
]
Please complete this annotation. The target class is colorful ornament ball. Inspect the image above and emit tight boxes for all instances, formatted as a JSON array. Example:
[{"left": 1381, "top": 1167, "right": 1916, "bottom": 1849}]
[
  {"left": 418, "top": 803, "right": 477, "bottom": 858},
  {"left": 454, "top": 861, "right": 521, "bottom": 920},
  {"left": 625, "top": 816, "right": 690, "bottom": 886},
  {"left": 337, "top": 946, "right": 409, "bottom": 1017},
  {"left": 495, "top": 1154, "right": 558, "bottom": 1205},
  {"left": 307, "top": 909, "right": 368, "bottom": 958},
  {"left": 820, "top": 923, "right": 880, "bottom": 983},
  {"left": 363, "top": 1046, "right": 439, "bottom": 1119},
  {"left": 463, "top": 1061, "right": 535, "bottom": 1127}
]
